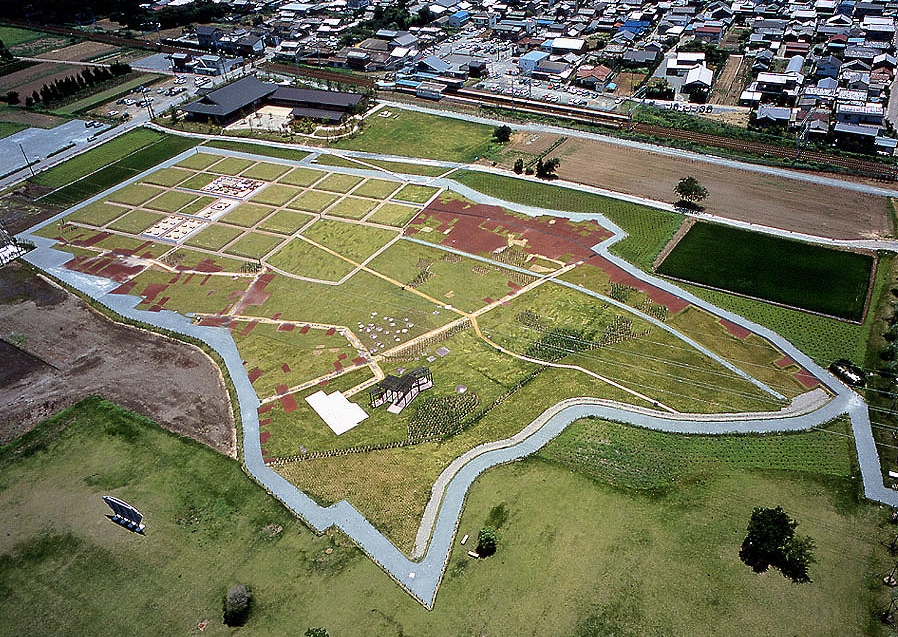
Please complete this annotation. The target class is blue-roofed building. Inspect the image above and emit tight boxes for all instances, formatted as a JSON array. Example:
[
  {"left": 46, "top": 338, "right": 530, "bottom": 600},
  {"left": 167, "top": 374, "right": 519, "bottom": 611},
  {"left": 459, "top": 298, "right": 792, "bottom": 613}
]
[
  {"left": 518, "top": 50, "right": 549, "bottom": 74},
  {"left": 448, "top": 10, "right": 471, "bottom": 27}
]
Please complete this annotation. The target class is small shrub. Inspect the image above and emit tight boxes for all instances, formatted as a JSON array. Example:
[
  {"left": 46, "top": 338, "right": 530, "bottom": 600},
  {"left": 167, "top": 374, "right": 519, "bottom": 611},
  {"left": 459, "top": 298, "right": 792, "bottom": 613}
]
[{"left": 477, "top": 526, "right": 498, "bottom": 557}]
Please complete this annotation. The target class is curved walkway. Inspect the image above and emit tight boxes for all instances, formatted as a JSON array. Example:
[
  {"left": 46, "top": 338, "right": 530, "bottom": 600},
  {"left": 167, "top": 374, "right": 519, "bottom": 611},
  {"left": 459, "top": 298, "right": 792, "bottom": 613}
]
[{"left": 16, "top": 143, "right": 898, "bottom": 610}]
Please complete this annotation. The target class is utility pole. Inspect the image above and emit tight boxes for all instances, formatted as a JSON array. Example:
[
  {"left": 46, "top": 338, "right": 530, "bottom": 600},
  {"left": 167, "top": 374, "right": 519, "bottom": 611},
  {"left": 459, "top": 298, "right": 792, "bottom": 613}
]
[{"left": 18, "top": 144, "right": 34, "bottom": 178}]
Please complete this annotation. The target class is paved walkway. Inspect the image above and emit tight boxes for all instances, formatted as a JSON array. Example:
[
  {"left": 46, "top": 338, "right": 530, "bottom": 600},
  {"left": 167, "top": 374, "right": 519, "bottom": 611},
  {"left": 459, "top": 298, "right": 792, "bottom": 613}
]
[{"left": 16, "top": 142, "right": 898, "bottom": 610}]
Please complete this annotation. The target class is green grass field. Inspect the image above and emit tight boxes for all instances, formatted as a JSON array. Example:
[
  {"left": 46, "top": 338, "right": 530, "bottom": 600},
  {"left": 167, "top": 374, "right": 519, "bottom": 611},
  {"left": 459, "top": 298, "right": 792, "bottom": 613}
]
[
  {"left": 300, "top": 218, "right": 396, "bottom": 264},
  {"left": 209, "top": 156, "right": 254, "bottom": 176},
  {"left": 224, "top": 232, "right": 285, "bottom": 260},
  {"left": 315, "top": 172, "right": 363, "bottom": 194},
  {"left": 107, "top": 209, "right": 165, "bottom": 234},
  {"left": 267, "top": 238, "right": 355, "bottom": 281},
  {"left": 335, "top": 110, "right": 495, "bottom": 162},
  {"left": 108, "top": 183, "right": 162, "bottom": 206},
  {"left": 258, "top": 210, "right": 313, "bottom": 235},
  {"left": 362, "top": 158, "right": 449, "bottom": 177},
  {"left": 202, "top": 139, "right": 310, "bottom": 162},
  {"left": 352, "top": 178, "right": 402, "bottom": 200},
  {"left": 222, "top": 203, "right": 275, "bottom": 228},
  {"left": 143, "top": 190, "right": 199, "bottom": 213},
  {"left": 62, "top": 201, "right": 128, "bottom": 226},
  {"left": 287, "top": 190, "right": 338, "bottom": 213},
  {"left": 367, "top": 202, "right": 420, "bottom": 227},
  {"left": 179, "top": 172, "right": 217, "bottom": 191},
  {"left": 175, "top": 152, "right": 221, "bottom": 170},
  {"left": 394, "top": 184, "right": 439, "bottom": 204},
  {"left": 183, "top": 224, "right": 243, "bottom": 251},
  {"left": 658, "top": 222, "right": 874, "bottom": 321},
  {"left": 280, "top": 166, "right": 323, "bottom": 187},
  {"left": 1, "top": 398, "right": 886, "bottom": 637},
  {"left": 327, "top": 196, "right": 378, "bottom": 220},
  {"left": 241, "top": 161, "right": 291, "bottom": 181},
  {"left": 250, "top": 184, "right": 302, "bottom": 207},
  {"left": 142, "top": 166, "right": 193, "bottom": 187},
  {"left": 178, "top": 195, "right": 217, "bottom": 216}
]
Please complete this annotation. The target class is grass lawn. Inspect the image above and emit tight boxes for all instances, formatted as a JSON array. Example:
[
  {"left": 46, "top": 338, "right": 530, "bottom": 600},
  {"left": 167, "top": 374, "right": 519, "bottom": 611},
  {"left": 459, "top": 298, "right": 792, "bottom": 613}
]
[
  {"left": 40, "top": 133, "right": 199, "bottom": 207},
  {"left": 315, "top": 173, "right": 364, "bottom": 194},
  {"left": 280, "top": 166, "right": 323, "bottom": 187},
  {"left": 368, "top": 239, "right": 533, "bottom": 313},
  {"left": 178, "top": 195, "right": 217, "bottom": 216},
  {"left": 312, "top": 154, "right": 359, "bottom": 168},
  {"left": 300, "top": 218, "right": 397, "bottom": 264},
  {"left": 367, "top": 202, "right": 420, "bottom": 227},
  {"left": 107, "top": 183, "right": 162, "bottom": 206},
  {"left": 241, "top": 161, "right": 291, "bottom": 181},
  {"left": 224, "top": 232, "right": 285, "bottom": 260},
  {"left": 335, "top": 110, "right": 494, "bottom": 162},
  {"left": 221, "top": 203, "right": 275, "bottom": 228},
  {"left": 208, "top": 156, "right": 254, "bottom": 176},
  {"left": 183, "top": 224, "right": 244, "bottom": 251},
  {"left": 142, "top": 166, "right": 193, "bottom": 187},
  {"left": 0, "top": 121, "right": 27, "bottom": 139},
  {"left": 143, "top": 190, "right": 199, "bottom": 213},
  {"left": 394, "top": 184, "right": 440, "bottom": 204},
  {"left": 175, "top": 152, "right": 221, "bottom": 170},
  {"left": 250, "top": 184, "right": 302, "bottom": 207},
  {"left": 179, "top": 172, "right": 217, "bottom": 191},
  {"left": 258, "top": 210, "right": 313, "bottom": 235},
  {"left": 363, "top": 158, "right": 449, "bottom": 176},
  {"left": 327, "top": 196, "right": 378, "bottom": 220},
  {"left": 0, "top": 398, "right": 889, "bottom": 636},
  {"left": 62, "top": 201, "right": 128, "bottom": 227},
  {"left": 232, "top": 321, "right": 358, "bottom": 398},
  {"left": 267, "top": 237, "right": 356, "bottom": 281},
  {"left": 107, "top": 209, "right": 165, "bottom": 235},
  {"left": 287, "top": 189, "right": 338, "bottom": 213},
  {"left": 657, "top": 222, "right": 874, "bottom": 321},
  {"left": 353, "top": 178, "right": 402, "bottom": 199},
  {"left": 202, "top": 139, "right": 309, "bottom": 162},
  {"left": 451, "top": 170, "right": 683, "bottom": 271}
]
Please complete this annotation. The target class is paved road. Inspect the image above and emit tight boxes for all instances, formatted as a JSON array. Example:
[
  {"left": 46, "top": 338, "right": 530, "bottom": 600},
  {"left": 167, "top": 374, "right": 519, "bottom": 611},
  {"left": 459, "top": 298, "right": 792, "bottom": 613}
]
[{"left": 15, "top": 142, "right": 898, "bottom": 609}]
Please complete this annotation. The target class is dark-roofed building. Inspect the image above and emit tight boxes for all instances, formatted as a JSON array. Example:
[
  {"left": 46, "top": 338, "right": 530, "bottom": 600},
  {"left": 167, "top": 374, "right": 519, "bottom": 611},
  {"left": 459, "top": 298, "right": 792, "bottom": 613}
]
[
  {"left": 181, "top": 75, "right": 276, "bottom": 124},
  {"left": 368, "top": 368, "right": 433, "bottom": 413},
  {"left": 182, "top": 75, "right": 365, "bottom": 125},
  {"left": 268, "top": 85, "right": 364, "bottom": 122}
]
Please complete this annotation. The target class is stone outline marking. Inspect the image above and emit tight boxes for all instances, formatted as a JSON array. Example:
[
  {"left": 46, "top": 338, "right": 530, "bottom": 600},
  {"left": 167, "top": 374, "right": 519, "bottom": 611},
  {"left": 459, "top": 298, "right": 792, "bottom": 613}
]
[{"left": 18, "top": 146, "right": 898, "bottom": 609}]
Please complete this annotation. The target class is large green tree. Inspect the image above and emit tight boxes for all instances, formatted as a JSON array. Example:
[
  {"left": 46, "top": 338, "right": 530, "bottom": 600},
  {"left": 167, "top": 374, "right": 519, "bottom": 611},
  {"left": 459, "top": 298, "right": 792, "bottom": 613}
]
[
  {"left": 674, "top": 176, "right": 709, "bottom": 204},
  {"left": 739, "top": 506, "right": 815, "bottom": 583}
]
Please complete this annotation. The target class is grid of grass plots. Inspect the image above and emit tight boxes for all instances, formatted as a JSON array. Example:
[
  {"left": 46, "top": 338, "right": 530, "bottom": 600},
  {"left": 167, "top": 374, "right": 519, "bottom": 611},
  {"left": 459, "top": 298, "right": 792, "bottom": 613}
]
[{"left": 49, "top": 154, "right": 429, "bottom": 278}]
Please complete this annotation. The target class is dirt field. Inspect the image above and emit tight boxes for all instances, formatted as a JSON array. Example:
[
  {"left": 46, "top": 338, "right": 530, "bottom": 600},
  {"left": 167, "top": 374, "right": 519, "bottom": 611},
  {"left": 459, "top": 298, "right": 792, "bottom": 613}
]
[
  {"left": 500, "top": 132, "right": 892, "bottom": 240},
  {"left": 0, "top": 107, "right": 67, "bottom": 128},
  {"left": 613, "top": 72, "right": 646, "bottom": 95},
  {"left": 0, "top": 262, "right": 236, "bottom": 455},
  {"left": 36, "top": 41, "right": 116, "bottom": 62},
  {"left": 0, "top": 183, "right": 62, "bottom": 235}
]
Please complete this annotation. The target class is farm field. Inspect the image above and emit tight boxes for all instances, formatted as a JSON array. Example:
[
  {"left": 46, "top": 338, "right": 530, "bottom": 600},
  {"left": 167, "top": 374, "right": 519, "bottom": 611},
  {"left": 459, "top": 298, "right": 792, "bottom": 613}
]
[
  {"left": 656, "top": 221, "right": 875, "bottom": 321},
  {"left": 0, "top": 398, "right": 890, "bottom": 637}
]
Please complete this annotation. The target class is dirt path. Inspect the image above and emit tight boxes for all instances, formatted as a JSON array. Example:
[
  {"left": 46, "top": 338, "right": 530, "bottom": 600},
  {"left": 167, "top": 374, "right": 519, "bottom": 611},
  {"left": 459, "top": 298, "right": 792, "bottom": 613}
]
[
  {"left": 710, "top": 55, "right": 744, "bottom": 105},
  {"left": 0, "top": 263, "right": 236, "bottom": 455},
  {"left": 498, "top": 133, "right": 892, "bottom": 240}
]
